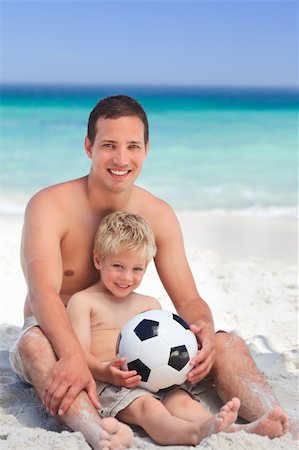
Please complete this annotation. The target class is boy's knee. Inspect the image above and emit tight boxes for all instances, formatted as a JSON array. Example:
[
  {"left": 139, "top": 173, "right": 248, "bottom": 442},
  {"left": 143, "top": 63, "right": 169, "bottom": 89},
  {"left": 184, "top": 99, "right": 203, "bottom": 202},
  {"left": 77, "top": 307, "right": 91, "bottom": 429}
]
[{"left": 138, "top": 396, "right": 159, "bottom": 415}]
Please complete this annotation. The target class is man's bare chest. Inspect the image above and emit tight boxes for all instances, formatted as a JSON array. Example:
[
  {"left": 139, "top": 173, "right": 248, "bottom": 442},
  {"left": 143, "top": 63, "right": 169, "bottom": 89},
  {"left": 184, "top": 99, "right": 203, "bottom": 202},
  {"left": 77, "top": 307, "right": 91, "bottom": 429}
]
[{"left": 60, "top": 221, "right": 100, "bottom": 299}]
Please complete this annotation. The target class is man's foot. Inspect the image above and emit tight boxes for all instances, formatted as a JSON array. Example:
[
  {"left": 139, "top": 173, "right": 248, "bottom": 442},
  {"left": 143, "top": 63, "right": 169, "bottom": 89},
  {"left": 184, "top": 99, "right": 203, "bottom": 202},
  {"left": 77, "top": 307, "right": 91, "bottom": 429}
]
[
  {"left": 233, "top": 406, "right": 289, "bottom": 438},
  {"left": 98, "top": 417, "right": 133, "bottom": 450}
]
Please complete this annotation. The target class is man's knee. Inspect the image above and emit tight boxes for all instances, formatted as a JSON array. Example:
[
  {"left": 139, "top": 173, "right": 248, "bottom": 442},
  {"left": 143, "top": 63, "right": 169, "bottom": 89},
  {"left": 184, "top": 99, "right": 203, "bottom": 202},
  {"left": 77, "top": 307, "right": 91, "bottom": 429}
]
[
  {"left": 18, "top": 326, "right": 51, "bottom": 360},
  {"left": 215, "top": 331, "right": 249, "bottom": 356}
]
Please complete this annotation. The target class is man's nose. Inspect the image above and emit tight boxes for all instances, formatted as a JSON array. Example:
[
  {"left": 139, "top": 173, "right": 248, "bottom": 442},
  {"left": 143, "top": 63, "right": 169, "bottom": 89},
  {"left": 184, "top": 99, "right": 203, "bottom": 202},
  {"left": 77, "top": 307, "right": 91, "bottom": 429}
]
[{"left": 112, "top": 148, "right": 129, "bottom": 166}]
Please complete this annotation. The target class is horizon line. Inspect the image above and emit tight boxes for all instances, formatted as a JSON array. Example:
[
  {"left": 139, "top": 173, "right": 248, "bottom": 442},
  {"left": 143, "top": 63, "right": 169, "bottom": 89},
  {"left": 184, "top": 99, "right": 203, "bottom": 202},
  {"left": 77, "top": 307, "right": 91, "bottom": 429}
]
[{"left": 1, "top": 82, "right": 298, "bottom": 91}]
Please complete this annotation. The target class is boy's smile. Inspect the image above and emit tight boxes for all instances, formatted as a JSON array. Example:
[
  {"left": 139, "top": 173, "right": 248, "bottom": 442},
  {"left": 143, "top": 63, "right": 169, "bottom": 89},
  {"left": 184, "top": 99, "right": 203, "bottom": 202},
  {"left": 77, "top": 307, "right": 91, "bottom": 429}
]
[{"left": 95, "top": 253, "right": 148, "bottom": 298}]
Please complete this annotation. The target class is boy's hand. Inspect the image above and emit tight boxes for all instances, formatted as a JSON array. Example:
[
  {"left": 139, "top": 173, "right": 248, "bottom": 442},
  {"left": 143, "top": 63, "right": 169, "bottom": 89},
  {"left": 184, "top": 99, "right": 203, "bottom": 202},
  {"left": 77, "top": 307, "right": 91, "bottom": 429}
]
[
  {"left": 43, "top": 352, "right": 101, "bottom": 416},
  {"left": 186, "top": 320, "right": 216, "bottom": 384},
  {"left": 103, "top": 358, "right": 142, "bottom": 388}
]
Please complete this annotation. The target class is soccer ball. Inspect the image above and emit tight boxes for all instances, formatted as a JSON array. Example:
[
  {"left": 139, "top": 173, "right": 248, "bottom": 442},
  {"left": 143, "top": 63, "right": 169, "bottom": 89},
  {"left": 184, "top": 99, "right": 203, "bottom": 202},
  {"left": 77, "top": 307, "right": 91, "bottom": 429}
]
[{"left": 116, "top": 309, "right": 198, "bottom": 393}]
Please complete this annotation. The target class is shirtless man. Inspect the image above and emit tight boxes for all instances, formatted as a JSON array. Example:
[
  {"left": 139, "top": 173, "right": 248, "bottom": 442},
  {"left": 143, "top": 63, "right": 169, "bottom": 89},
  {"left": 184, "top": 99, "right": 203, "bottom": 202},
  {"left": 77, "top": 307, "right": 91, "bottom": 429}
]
[{"left": 9, "top": 95, "right": 289, "bottom": 449}]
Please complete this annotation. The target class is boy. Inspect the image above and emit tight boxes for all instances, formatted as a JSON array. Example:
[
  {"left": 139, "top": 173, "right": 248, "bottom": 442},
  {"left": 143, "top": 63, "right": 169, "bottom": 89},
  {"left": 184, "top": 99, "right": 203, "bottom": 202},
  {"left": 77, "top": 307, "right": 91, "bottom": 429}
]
[{"left": 67, "top": 212, "right": 287, "bottom": 446}]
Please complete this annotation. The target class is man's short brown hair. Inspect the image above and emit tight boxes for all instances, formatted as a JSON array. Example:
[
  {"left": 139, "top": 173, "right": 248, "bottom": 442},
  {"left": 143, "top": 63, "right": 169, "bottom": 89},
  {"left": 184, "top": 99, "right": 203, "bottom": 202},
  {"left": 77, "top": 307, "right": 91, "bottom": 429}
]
[{"left": 87, "top": 95, "right": 149, "bottom": 145}]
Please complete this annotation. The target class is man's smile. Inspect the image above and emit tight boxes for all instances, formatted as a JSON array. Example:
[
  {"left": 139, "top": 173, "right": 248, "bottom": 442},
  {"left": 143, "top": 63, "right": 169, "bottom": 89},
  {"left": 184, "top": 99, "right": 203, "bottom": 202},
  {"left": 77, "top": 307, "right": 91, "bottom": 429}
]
[{"left": 108, "top": 169, "right": 131, "bottom": 176}]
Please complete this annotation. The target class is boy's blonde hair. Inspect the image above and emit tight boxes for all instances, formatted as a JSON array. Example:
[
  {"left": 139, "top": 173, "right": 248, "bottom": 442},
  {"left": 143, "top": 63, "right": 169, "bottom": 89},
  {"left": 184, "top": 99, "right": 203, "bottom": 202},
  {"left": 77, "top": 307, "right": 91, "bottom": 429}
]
[{"left": 94, "top": 212, "right": 157, "bottom": 263}]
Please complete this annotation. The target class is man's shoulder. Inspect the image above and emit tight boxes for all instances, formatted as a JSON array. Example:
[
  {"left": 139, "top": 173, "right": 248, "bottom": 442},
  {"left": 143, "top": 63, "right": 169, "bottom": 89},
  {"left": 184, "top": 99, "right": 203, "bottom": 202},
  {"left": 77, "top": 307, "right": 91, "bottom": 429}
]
[
  {"left": 26, "top": 177, "right": 87, "bottom": 210},
  {"left": 32, "top": 177, "right": 86, "bottom": 198},
  {"left": 135, "top": 185, "right": 174, "bottom": 215}
]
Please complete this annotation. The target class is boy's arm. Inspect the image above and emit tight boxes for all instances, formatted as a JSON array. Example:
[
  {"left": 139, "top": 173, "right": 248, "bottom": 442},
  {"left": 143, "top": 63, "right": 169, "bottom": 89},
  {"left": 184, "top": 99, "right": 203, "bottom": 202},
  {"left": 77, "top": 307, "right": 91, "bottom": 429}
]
[
  {"left": 22, "top": 192, "right": 99, "bottom": 415},
  {"left": 151, "top": 202, "right": 216, "bottom": 383},
  {"left": 67, "top": 294, "right": 141, "bottom": 388}
]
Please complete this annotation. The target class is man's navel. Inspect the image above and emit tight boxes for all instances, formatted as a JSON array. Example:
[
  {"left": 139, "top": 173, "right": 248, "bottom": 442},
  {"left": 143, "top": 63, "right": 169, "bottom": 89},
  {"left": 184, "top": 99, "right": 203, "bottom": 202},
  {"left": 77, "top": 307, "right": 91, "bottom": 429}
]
[{"left": 64, "top": 269, "right": 74, "bottom": 276}]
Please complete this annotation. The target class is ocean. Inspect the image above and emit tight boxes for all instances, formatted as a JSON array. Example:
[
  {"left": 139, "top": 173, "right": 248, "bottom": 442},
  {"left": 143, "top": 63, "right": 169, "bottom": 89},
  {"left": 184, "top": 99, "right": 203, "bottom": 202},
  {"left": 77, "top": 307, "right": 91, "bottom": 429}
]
[{"left": 1, "top": 85, "right": 298, "bottom": 216}]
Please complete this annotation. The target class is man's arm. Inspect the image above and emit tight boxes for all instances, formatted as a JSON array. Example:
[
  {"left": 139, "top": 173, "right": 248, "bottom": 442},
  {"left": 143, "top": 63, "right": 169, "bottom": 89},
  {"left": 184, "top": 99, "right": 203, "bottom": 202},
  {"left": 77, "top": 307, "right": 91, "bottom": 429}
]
[
  {"left": 150, "top": 202, "right": 216, "bottom": 383},
  {"left": 21, "top": 191, "right": 100, "bottom": 415}
]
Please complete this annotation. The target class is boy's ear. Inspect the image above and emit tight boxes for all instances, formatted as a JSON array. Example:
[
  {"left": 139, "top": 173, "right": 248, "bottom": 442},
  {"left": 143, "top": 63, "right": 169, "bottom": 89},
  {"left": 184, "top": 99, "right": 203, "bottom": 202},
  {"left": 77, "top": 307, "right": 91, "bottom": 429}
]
[{"left": 93, "top": 252, "right": 102, "bottom": 270}]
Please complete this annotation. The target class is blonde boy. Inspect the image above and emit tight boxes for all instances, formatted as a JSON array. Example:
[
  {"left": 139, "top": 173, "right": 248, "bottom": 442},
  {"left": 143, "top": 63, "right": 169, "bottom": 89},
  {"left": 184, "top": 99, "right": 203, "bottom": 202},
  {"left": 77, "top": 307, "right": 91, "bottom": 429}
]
[{"left": 67, "top": 212, "right": 286, "bottom": 446}]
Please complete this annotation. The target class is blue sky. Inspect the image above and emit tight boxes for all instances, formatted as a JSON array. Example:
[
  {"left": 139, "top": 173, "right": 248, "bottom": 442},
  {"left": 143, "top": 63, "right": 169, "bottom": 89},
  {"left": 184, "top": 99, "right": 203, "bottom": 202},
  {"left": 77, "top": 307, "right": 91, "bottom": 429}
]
[{"left": 0, "top": 1, "right": 298, "bottom": 87}]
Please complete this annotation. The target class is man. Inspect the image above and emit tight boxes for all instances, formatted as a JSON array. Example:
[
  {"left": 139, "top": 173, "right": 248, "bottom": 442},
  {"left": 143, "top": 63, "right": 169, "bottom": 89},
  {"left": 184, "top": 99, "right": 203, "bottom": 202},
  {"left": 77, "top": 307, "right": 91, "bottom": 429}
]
[{"left": 10, "top": 95, "right": 288, "bottom": 450}]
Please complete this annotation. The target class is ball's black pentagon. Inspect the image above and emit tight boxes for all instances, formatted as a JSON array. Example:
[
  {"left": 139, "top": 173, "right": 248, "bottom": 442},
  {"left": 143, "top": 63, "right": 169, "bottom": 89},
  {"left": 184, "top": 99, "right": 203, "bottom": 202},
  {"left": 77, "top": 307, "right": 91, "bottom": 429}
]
[
  {"left": 115, "top": 332, "right": 122, "bottom": 354},
  {"left": 172, "top": 313, "right": 190, "bottom": 330},
  {"left": 168, "top": 345, "right": 190, "bottom": 371},
  {"left": 134, "top": 319, "right": 159, "bottom": 341},
  {"left": 127, "top": 359, "right": 151, "bottom": 382}
]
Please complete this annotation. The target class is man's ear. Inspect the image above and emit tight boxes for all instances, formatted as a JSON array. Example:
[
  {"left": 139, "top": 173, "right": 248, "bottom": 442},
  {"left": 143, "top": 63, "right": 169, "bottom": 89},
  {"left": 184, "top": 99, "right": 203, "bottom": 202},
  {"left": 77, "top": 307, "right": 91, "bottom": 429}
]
[
  {"left": 85, "top": 136, "right": 93, "bottom": 159},
  {"left": 145, "top": 140, "right": 150, "bottom": 156},
  {"left": 93, "top": 252, "right": 102, "bottom": 270}
]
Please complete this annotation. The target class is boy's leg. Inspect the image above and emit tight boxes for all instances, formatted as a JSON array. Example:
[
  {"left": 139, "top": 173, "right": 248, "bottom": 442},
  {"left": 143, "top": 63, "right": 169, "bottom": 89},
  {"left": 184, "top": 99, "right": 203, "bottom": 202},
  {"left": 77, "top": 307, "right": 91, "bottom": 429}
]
[
  {"left": 163, "top": 389, "right": 289, "bottom": 438},
  {"left": 163, "top": 387, "right": 288, "bottom": 439},
  {"left": 117, "top": 393, "right": 239, "bottom": 446},
  {"left": 17, "top": 327, "right": 133, "bottom": 450}
]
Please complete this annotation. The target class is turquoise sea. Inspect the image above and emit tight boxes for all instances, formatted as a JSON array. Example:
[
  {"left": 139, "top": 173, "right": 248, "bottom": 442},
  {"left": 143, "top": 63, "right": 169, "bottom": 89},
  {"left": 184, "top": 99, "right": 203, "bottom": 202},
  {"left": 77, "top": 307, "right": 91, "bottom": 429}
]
[{"left": 0, "top": 85, "right": 298, "bottom": 216}]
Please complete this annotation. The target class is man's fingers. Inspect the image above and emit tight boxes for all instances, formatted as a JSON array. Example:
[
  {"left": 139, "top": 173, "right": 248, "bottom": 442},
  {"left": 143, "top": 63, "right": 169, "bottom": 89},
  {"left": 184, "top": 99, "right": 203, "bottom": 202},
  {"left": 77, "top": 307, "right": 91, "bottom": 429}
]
[
  {"left": 47, "top": 381, "right": 71, "bottom": 415},
  {"left": 43, "top": 377, "right": 63, "bottom": 413},
  {"left": 86, "top": 381, "right": 101, "bottom": 411},
  {"left": 187, "top": 353, "right": 214, "bottom": 384},
  {"left": 57, "top": 384, "right": 81, "bottom": 416}
]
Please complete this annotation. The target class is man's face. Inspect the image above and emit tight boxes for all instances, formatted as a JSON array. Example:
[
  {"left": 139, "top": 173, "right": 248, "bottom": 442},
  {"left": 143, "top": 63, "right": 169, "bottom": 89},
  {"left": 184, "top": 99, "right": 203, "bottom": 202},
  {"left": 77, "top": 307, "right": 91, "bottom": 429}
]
[{"left": 85, "top": 116, "right": 149, "bottom": 193}]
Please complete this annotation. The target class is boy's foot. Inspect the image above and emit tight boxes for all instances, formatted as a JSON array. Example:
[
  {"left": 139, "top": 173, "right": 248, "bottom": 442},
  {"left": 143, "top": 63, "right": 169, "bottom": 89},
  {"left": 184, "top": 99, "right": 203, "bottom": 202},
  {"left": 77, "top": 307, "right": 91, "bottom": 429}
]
[
  {"left": 212, "top": 397, "right": 240, "bottom": 433},
  {"left": 233, "top": 406, "right": 289, "bottom": 438},
  {"left": 199, "top": 397, "right": 240, "bottom": 440}
]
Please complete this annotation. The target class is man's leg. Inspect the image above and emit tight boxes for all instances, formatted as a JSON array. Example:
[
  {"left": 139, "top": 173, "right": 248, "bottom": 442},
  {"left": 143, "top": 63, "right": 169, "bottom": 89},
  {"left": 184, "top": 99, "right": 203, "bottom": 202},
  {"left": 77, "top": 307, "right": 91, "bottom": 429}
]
[
  {"left": 211, "top": 332, "right": 286, "bottom": 422},
  {"left": 17, "top": 327, "right": 133, "bottom": 450}
]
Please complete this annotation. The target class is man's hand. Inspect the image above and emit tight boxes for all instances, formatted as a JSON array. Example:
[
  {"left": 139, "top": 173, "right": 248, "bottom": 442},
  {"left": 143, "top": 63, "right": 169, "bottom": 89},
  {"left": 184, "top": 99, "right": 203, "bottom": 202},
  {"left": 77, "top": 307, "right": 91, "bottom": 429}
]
[
  {"left": 43, "top": 352, "right": 100, "bottom": 416},
  {"left": 102, "top": 358, "right": 142, "bottom": 388},
  {"left": 187, "top": 320, "right": 216, "bottom": 384}
]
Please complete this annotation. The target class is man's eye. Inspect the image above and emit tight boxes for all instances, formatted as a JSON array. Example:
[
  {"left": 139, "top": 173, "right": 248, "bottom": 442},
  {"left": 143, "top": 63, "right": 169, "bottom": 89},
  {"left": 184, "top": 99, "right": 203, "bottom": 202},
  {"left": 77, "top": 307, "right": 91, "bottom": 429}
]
[
  {"left": 103, "top": 143, "right": 113, "bottom": 148},
  {"left": 129, "top": 145, "right": 141, "bottom": 150}
]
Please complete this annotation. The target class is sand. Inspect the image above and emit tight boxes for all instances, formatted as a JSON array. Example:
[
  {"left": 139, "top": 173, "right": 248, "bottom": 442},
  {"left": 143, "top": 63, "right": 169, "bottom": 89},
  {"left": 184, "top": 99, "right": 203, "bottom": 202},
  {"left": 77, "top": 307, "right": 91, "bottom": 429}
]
[{"left": 0, "top": 211, "right": 298, "bottom": 449}]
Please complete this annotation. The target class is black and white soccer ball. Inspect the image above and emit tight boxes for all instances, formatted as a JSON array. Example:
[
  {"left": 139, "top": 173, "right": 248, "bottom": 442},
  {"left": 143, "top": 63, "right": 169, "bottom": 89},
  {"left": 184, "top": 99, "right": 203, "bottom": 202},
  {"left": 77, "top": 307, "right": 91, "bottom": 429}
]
[{"left": 116, "top": 309, "right": 198, "bottom": 393}]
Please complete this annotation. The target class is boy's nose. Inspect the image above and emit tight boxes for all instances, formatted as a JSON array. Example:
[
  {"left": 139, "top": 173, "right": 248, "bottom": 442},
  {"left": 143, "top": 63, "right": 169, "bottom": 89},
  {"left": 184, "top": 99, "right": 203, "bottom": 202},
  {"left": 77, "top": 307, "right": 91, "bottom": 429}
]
[{"left": 120, "top": 269, "right": 132, "bottom": 282}]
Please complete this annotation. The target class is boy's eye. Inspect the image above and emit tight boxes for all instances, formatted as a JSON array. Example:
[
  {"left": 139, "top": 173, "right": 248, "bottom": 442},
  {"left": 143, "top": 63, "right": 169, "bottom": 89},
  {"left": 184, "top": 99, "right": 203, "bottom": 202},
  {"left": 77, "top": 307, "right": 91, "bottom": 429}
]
[
  {"left": 113, "top": 264, "right": 122, "bottom": 269},
  {"left": 134, "top": 267, "right": 144, "bottom": 272}
]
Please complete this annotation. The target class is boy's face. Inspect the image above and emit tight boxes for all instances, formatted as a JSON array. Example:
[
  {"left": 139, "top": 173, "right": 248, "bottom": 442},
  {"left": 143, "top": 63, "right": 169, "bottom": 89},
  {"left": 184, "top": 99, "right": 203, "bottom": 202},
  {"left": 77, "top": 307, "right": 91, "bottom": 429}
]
[{"left": 95, "top": 252, "right": 148, "bottom": 298}]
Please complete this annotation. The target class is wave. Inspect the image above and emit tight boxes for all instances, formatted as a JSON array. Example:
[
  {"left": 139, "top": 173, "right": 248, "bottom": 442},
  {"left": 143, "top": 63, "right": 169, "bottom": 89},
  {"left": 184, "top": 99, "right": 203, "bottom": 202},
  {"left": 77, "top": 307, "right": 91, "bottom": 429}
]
[
  {"left": 1, "top": 197, "right": 297, "bottom": 220},
  {"left": 179, "top": 205, "right": 298, "bottom": 219}
]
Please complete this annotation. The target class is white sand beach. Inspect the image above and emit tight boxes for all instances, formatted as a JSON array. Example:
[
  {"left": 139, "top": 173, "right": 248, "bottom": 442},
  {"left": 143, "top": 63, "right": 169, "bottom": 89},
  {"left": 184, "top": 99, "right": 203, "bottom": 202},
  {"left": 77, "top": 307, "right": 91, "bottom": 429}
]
[{"left": 0, "top": 210, "right": 298, "bottom": 449}]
